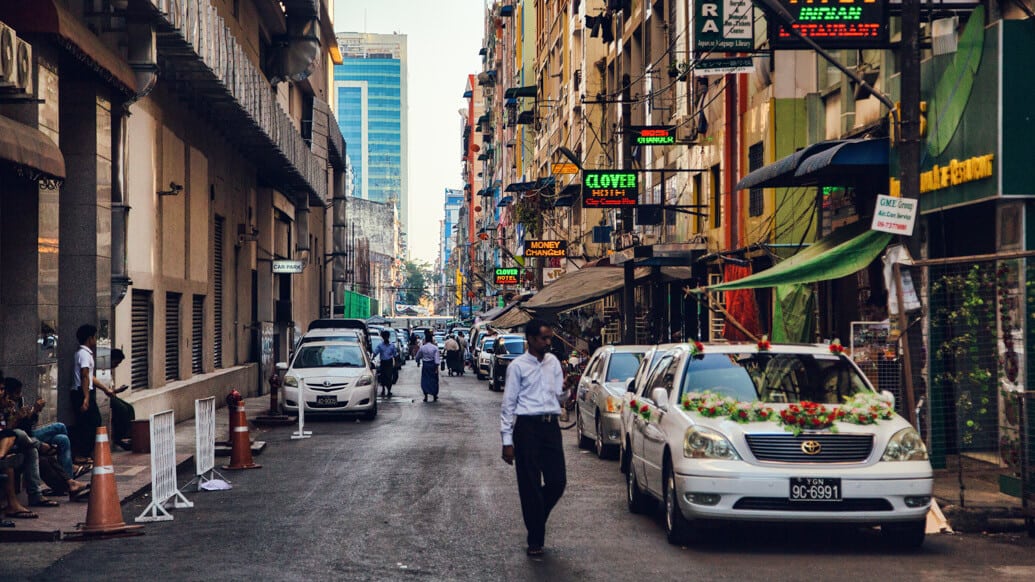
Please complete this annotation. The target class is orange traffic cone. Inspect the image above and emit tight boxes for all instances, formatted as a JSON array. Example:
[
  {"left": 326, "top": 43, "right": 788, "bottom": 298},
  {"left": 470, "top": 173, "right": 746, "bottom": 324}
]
[
  {"left": 223, "top": 404, "right": 261, "bottom": 470},
  {"left": 76, "top": 427, "right": 144, "bottom": 538}
]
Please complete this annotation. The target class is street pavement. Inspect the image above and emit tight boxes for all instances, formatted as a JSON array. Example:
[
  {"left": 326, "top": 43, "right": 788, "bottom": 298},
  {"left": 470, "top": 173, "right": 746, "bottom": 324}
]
[{"left": 3, "top": 363, "right": 1035, "bottom": 581}]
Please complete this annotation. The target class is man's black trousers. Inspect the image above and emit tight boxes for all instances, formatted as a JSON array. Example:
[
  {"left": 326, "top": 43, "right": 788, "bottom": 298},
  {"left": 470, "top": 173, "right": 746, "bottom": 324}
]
[{"left": 513, "top": 415, "right": 567, "bottom": 549}]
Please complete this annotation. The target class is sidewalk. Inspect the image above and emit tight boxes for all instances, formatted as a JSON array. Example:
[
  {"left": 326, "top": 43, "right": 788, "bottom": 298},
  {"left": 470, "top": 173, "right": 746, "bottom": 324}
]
[{"left": 1, "top": 396, "right": 272, "bottom": 542}]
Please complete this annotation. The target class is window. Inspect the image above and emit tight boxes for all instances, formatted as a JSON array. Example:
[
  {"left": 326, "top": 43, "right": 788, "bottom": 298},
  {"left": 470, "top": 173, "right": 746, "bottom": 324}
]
[
  {"left": 748, "top": 142, "right": 764, "bottom": 217},
  {"left": 606, "top": 352, "right": 644, "bottom": 383},
  {"left": 192, "top": 295, "right": 204, "bottom": 375},
  {"left": 640, "top": 354, "right": 673, "bottom": 398},
  {"left": 131, "top": 290, "right": 152, "bottom": 389},
  {"left": 166, "top": 293, "right": 181, "bottom": 381},
  {"left": 213, "top": 216, "right": 224, "bottom": 368},
  {"left": 710, "top": 164, "right": 722, "bottom": 229}
]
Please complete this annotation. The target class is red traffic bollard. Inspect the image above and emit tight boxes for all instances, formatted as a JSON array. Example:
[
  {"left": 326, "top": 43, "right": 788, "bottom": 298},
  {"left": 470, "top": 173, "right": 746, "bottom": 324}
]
[
  {"left": 267, "top": 372, "right": 282, "bottom": 415},
  {"left": 226, "top": 389, "right": 243, "bottom": 442}
]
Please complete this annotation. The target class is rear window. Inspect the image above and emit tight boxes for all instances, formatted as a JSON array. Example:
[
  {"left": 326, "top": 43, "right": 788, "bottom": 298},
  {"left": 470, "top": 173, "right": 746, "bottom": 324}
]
[
  {"left": 498, "top": 340, "right": 526, "bottom": 355},
  {"left": 606, "top": 352, "right": 644, "bottom": 383},
  {"left": 292, "top": 344, "right": 366, "bottom": 368},
  {"left": 679, "top": 352, "right": 872, "bottom": 404}
]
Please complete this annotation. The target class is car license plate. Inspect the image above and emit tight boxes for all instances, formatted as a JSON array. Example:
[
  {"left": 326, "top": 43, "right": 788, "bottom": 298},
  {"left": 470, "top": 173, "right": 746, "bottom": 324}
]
[
  {"left": 789, "top": 477, "right": 841, "bottom": 501},
  {"left": 316, "top": 395, "right": 337, "bottom": 405}
]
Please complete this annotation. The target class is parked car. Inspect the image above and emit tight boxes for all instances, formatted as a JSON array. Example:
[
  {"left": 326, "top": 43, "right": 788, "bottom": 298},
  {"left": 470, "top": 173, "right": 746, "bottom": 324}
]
[
  {"left": 307, "top": 318, "right": 371, "bottom": 352},
  {"left": 624, "top": 343, "right": 932, "bottom": 547},
  {"left": 619, "top": 344, "right": 680, "bottom": 473},
  {"left": 475, "top": 336, "right": 496, "bottom": 380},
  {"left": 575, "top": 345, "right": 647, "bottom": 459},
  {"left": 279, "top": 341, "right": 377, "bottom": 420},
  {"left": 488, "top": 334, "right": 527, "bottom": 392}
]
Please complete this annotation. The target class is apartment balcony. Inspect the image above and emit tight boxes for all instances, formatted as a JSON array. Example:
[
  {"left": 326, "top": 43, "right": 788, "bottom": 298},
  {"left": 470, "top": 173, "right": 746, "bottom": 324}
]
[{"left": 140, "top": 0, "right": 327, "bottom": 204}]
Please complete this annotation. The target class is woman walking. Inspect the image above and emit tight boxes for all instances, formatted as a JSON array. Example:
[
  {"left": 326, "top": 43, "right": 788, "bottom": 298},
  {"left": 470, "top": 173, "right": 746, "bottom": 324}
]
[{"left": 417, "top": 330, "right": 441, "bottom": 402}]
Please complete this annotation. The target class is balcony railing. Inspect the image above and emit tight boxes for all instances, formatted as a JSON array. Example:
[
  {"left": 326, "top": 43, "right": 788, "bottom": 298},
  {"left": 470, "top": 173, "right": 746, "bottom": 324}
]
[{"left": 142, "top": 0, "right": 327, "bottom": 202}]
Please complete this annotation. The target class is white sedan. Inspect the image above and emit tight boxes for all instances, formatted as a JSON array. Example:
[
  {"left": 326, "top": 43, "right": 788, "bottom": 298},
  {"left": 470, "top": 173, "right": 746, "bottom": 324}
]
[
  {"left": 625, "top": 343, "right": 932, "bottom": 548},
  {"left": 280, "top": 341, "right": 377, "bottom": 420}
]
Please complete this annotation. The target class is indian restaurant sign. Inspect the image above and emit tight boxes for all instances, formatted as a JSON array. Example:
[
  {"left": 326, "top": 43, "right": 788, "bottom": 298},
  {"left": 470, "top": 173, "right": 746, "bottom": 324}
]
[{"left": 769, "top": 0, "right": 888, "bottom": 50}]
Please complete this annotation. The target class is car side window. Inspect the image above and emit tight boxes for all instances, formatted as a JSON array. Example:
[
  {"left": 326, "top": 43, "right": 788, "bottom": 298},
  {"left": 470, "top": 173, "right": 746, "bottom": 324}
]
[
  {"left": 641, "top": 355, "right": 673, "bottom": 398},
  {"left": 657, "top": 355, "right": 684, "bottom": 396}
]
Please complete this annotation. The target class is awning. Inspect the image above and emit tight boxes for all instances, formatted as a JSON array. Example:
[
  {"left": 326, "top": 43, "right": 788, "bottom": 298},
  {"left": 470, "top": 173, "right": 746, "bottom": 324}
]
[
  {"left": 708, "top": 222, "right": 891, "bottom": 291},
  {"left": 491, "top": 307, "right": 532, "bottom": 330},
  {"left": 2, "top": 1, "right": 137, "bottom": 95},
  {"left": 497, "top": 196, "right": 514, "bottom": 207},
  {"left": 505, "top": 181, "right": 535, "bottom": 192},
  {"left": 793, "top": 138, "right": 889, "bottom": 185},
  {"left": 504, "top": 86, "right": 537, "bottom": 99},
  {"left": 523, "top": 267, "right": 628, "bottom": 313},
  {"left": 0, "top": 116, "right": 66, "bottom": 180},
  {"left": 735, "top": 141, "right": 841, "bottom": 190}
]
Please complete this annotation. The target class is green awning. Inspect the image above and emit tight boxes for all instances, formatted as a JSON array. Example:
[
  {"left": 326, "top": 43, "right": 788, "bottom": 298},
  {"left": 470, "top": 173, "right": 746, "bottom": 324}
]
[{"left": 708, "top": 222, "right": 892, "bottom": 291}]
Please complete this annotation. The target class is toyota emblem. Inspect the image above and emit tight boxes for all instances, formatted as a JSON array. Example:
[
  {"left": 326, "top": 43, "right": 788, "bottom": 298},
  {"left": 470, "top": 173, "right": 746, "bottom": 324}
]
[
  {"left": 323, "top": 380, "right": 331, "bottom": 387},
  {"left": 800, "top": 440, "right": 822, "bottom": 455}
]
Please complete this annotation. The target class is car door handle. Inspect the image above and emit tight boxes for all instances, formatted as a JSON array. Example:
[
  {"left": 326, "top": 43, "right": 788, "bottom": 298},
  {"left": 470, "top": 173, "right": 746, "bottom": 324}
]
[{"left": 643, "top": 424, "right": 666, "bottom": 443}]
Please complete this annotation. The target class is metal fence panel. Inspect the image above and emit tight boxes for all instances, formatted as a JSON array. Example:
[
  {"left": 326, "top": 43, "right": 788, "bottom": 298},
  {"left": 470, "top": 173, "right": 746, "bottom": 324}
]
[
  {"left": 195, "top": 397, "right": 215, "bottom": 477},
  {"left": 136, "top": 410, "right": 193, "bottom": 522}
]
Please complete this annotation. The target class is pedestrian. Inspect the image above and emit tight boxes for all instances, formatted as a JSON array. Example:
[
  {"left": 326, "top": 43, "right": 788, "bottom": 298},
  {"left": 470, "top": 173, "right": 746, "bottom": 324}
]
[
  {"left": 70, "top": 324, "right": 117, "bottom": 460},
  {"left": 417, "top": 329, "right": 441, "bottom": 402},
  {"left": 500, "top": 319, "right": 568, "bottom": 557},
  {"left": 107, "top": 349, "right": 134, "bottom": 451},
  {"left": 373, "top": 330, "right": 399, "bottom": 397}
]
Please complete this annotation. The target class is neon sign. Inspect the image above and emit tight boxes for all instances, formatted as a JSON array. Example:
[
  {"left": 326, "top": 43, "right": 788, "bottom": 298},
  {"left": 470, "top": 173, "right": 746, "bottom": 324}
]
[
  {"left": 494, "top": 268, "right": 520, "bottom": 285},
  {"left": 583, "top": 171, "right": 638, "bottom": 207},
  {"left": 523, "top": 240, "right": 568, "bottom": 258},
  {"left": 769, "top": 0, "right": 888, "bottom": 50},
  {"left": 629, "top": 126, "right": 676, "bottom": 146}
]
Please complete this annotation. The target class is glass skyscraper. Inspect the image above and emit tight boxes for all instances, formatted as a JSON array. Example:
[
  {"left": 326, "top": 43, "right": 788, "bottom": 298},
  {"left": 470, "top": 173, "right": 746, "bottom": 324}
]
[{"left": 334, "top": 32, "right": 409, "bottom": 229}]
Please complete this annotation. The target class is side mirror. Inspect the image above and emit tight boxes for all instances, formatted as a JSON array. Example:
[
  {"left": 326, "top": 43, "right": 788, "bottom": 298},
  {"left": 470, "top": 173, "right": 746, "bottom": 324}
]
[
  {"left": 651, "top": 387, "right": 669, "bottom": 412},
  {"left": 275, "top": 362, "right": 288, "bottom": 372}
]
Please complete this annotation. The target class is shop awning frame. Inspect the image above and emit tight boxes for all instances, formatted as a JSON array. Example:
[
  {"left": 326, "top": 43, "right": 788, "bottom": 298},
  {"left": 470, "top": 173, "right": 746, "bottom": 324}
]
[
  {"left": 735, "top": 138, "right": 889, "bottom": 191},
  {"left": 0, "top": 116, "right": 66, "bottom": 181},
  {"left": 707, "top": 222, "right": 892, "bottom": 291}
]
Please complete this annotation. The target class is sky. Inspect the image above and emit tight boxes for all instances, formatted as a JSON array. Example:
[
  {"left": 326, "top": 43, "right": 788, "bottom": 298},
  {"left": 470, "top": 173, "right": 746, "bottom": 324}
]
[{"left": 333, "top": 1, "right": 487, "bottom": 265}]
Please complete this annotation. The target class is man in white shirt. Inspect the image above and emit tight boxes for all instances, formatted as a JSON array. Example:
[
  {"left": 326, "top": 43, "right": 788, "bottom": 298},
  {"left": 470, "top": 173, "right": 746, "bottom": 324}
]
[
  {"left": 71, "top": 324, "right": 116, "bottom": 460},
  {"left": 500, "top": 319, "right": 567, "bottom": 557}
]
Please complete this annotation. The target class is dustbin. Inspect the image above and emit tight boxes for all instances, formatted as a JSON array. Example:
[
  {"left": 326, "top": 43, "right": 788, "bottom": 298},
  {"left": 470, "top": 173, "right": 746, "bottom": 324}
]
[{"left": 130, "top": 419, "right": 150, "bottom": 454}]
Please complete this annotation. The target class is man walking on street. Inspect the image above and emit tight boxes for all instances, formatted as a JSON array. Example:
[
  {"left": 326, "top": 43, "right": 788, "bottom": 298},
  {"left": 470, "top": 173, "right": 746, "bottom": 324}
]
[{"left": 500, "top": 319, "right": 567, "bottom": 557}]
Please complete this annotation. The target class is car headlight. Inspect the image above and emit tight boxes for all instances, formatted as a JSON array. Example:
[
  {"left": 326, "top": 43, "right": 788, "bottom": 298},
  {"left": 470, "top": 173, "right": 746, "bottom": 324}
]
[
  {"left": 356, "top": 375, "right": 373, "bottom": 387},
  {"left": 604, "top": 395, "right": 621, "bottom": 413},
  {"left": 684, "top": 426, "right": 741, "bottom": 460},
  {"left": 881, "top": 427, "right": 929, "bottom": 461},
  {"left": 284, "top": 376, "right": 298, "bottom": 387}
]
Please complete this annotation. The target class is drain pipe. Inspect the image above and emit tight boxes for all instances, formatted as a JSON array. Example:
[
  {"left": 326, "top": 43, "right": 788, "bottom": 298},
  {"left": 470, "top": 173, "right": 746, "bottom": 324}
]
[{"left": 267, "top": 1, "right": 322, "bottom": 84}]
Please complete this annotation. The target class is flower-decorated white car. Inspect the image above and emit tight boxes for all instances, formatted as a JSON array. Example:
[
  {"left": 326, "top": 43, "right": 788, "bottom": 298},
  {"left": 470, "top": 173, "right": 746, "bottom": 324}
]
[{"left": 624, "top": 341, "right": 932, "bottom": 547}]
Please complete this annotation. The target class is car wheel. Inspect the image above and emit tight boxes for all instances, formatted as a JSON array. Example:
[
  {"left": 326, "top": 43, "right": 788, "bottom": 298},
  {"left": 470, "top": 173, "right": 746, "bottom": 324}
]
[
  {"left": 626, "top": 465, "right": 652, "bottom": 514},
  {"left": 664, "top": 464, "right": 694, "bottom": 545},
  {"left": 576, "top": 406, "right": 593, "bottom": 449},
  {"left": 595, "top": 417, "right": 615, "bottom": 460},
  {"left": 881, "top": 520, "right": 926, "bottom": 549}
]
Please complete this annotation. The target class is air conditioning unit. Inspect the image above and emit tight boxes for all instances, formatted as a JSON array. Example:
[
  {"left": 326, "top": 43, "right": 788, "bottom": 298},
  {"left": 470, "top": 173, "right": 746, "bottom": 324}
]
[
  {"left": 15, "top": 37, "right": 31, "bottom": 94},
  {"left": 0, "top": 23, "right": 15, "bottom": 87}
]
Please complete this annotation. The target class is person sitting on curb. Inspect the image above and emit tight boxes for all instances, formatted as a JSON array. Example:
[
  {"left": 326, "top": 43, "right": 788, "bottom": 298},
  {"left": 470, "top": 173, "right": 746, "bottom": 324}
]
[
  {"left": 0, "top": 431, "right": 36, "bottom": 526},
  {"left": 3, "top": 378, "right": 90, "bottom": 501}
]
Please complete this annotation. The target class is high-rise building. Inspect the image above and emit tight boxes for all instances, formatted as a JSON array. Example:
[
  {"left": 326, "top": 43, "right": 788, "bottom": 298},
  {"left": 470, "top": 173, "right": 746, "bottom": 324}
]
[
  {"left": 442, "top": 188, "right": 465, "bottom": 269},
  {"left": 334, "top": 32, "right": 409, "bottom": 229}
]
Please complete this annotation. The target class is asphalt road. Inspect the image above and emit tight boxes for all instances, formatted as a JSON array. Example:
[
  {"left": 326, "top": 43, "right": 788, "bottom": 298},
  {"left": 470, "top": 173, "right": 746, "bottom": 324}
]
[{"left": 3, "top": 363, "right": 1035, "bottom": 581}]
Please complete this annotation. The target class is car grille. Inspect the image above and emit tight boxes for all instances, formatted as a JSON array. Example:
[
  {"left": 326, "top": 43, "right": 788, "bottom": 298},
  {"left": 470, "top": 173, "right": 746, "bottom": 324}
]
[
  {"left": 733, "top": 498, "right": 893, "bottom": 512},
  {"left": 745, "top": 434, "right": 874, "bottom": 463}
]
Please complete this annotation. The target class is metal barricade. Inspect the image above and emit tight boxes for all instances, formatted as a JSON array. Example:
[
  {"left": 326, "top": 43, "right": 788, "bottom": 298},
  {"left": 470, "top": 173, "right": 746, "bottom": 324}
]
[{"left": 135, "top": 410, "right": 194, "bottom": 522}]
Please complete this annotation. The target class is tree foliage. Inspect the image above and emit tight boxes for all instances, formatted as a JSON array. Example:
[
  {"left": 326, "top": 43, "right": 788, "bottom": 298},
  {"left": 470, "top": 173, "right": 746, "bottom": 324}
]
[{"left": 402, "top": 260, "right": 432, "bottom": 304}]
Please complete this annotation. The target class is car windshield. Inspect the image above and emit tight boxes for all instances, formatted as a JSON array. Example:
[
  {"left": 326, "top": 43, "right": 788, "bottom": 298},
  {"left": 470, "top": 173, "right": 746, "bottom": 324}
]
[
  {"left": 480, "top": 337, "right": 495, "bottom": 350},
  {"left": 293, "top": 344, "right": 366, "bottom": 368},
  {"left": 300, "top": 335, "right": 360, "bottom": 345},
  {"left": 498, "top": 340, "right": 526, "bottom": 355},
  {"left": 679, "top": 352, "right": 873, "bottom": 404},
  {"left": 606, "top": 352, "right": 644, "bottom": 383}
]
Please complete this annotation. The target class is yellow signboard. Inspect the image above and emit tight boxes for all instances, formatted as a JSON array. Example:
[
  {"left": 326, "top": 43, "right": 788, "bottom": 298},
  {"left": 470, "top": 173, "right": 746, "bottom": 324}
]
[
  {"left": 551, "top": 162, "right": 579, "bottom": 175},
  {"left": 889, "top": 153, "right": 994, "bottom": 196},
  {"left": 455, "top": 269, "right": 464, "bottom": 305}
]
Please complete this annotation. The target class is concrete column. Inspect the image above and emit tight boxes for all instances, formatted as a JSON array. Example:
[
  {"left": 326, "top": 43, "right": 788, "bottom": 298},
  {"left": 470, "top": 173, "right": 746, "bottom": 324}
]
[{"left": 57, "top": 79, "right": 113, "bottom": 420}]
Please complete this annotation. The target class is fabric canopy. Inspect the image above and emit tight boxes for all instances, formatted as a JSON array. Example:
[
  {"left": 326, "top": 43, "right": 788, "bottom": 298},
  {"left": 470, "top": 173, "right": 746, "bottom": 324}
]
[
  {"left": 794, "top": 138, "right": 889, "bottom": 185},
  {"left": 523, "top": 265, "right": 693, "bottom": 313},
  {"left": 0, "top": 116, "right": 65, "bottom": 180},
  {"left": 708, "top": 222, "right": 891, "bottom": 291},
  {"left": 735, "top": 141, "right": 840, "bottom": 190},
  {"left": 491, "top": 307, "right": 532, "bottom": 330}
]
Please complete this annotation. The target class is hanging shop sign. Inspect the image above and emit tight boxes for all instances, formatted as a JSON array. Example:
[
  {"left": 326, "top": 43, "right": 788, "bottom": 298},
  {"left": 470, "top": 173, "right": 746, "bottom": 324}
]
[
  {"left": 523, "top": 240, "right": 568, "bottom": 258},
  {"left": 583, "top": 170, "right": 638, "bottom": 207},
  {"left": 551, "top": 162, "right": 579, "bottom": 175},
  {"left": 769, "top": 0, "right": 889, "bottom": 50},
  {"left": 871, "top": 195, "right": 918, "bottom": 236},
  {"left": 694, "top": 57, "right": 755, "bottom": 76},
  {"left": 694, "top": 0, "right": 755, "bottom": 52},
  {"left": 888, "top": 154, "right": 995, "bottom": 197},
  {"left": 628, "top": 126, "right": 676, "bottom": 146},
  {"left": 494, "top": 267, "right": 521, "bottom": 285},
  {"left": 272, "top": 260, "right": 305, "bottom": 274}
]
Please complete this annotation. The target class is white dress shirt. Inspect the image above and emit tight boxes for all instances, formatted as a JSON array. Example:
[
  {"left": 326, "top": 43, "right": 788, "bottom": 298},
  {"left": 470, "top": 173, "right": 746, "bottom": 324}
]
[{"left": 500, "top": 351, "right": 566, "bottom": 446}]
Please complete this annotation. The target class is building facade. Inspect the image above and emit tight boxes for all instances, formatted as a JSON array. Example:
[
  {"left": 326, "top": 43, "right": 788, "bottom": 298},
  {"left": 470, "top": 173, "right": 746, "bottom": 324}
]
[{"left": 0, "top": 0, "right": 346, "bottom": 424}]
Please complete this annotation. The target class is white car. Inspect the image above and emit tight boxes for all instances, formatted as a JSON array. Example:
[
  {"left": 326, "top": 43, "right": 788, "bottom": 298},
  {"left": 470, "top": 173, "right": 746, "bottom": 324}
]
[
  {"left": 476, "top": 336, "right": 496, "bottom": 380},
  {"left": 280, "top": 341, "right": 377, "bottom": 420},
  {"left": 625, "top": 342, "right": 932, "bottom": 548},
  {"left": 620, "top": 344, "right": 679, "bottom": 473},
  {"left": 574, "top": 345, "right": 647, "bottom": 459}
]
